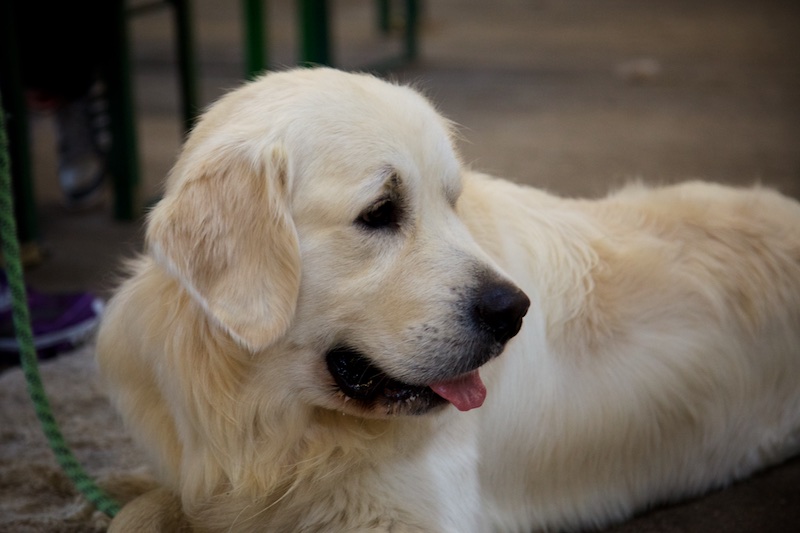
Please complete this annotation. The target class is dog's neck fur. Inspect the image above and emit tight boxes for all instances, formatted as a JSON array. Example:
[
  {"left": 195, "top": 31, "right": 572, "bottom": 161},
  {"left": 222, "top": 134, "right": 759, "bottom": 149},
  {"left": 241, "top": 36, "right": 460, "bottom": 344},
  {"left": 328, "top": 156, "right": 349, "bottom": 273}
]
[{"left": 123, "top": 276, "right": 454, "bottom": 530}]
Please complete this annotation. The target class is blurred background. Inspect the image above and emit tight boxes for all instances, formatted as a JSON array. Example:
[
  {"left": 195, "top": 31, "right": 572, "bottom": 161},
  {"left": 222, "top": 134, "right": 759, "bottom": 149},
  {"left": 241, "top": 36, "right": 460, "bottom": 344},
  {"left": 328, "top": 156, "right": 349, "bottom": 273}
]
[{"left": 8, "top": 0, "right": 799, "bottom": 297}]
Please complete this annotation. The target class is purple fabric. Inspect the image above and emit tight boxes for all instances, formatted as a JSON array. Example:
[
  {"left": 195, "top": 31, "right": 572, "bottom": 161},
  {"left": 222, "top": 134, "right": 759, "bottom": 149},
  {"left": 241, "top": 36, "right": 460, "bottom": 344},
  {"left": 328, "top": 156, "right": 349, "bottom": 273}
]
[{"left": 0, "top": 273, "right": 103, "bottom": 360}]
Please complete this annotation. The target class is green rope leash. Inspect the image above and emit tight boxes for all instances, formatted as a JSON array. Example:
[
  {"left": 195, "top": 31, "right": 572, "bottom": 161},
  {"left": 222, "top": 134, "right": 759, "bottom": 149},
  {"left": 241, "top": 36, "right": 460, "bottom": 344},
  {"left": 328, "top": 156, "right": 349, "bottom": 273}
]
[{"left": 0, "top": 101, "right": 121, "bottom": 517}]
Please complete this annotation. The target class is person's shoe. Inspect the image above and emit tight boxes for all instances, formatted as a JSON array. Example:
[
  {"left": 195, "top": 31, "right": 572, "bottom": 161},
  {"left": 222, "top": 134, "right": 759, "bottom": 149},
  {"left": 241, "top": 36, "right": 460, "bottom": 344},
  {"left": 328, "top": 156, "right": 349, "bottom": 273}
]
[
  {"left": 54, "top": 85, "right": 110, "bottom": 210},
  {"left": 0, "top": 273, "right": 104, "bottom": 363}
]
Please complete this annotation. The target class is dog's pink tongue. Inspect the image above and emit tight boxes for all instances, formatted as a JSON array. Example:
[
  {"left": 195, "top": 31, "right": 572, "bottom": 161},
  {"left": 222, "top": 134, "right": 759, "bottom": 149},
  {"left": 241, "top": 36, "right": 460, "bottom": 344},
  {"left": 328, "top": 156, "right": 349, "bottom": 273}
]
[{"left": 429, "top": 370, "right": 487, "bottom": 412}]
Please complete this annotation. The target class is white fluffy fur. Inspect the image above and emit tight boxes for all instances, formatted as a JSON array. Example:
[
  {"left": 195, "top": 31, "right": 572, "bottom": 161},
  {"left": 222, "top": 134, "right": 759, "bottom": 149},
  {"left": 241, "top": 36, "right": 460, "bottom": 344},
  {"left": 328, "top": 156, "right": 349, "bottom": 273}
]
[{"left": 98, "top": 68, "right": 800, "bottom": 532}]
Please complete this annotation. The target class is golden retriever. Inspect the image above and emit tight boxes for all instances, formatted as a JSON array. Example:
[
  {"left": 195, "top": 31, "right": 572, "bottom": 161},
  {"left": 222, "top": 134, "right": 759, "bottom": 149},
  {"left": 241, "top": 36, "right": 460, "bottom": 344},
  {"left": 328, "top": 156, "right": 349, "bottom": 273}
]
[{"left": 98, "top": 68, "right": 800, "bottom": 532}]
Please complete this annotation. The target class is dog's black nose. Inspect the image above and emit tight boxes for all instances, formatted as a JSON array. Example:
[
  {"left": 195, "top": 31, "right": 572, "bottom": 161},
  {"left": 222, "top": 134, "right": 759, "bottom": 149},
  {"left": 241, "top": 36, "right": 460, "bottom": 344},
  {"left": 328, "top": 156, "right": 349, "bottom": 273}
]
[{"left": 475, "top": 282, "right": 530, "bottom": 343}]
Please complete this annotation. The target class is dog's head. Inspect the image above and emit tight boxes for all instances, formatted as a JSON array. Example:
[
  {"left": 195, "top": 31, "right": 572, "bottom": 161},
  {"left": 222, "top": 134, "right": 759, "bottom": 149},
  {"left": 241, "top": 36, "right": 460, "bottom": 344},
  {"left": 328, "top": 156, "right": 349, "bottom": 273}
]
[{"left": 146, "top": 68, "right": 529, "bottom": 417}]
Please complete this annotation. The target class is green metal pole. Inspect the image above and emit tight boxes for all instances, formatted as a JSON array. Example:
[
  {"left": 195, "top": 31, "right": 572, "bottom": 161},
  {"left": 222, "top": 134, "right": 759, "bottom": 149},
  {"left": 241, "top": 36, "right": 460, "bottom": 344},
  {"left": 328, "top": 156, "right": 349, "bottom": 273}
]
[
  {"left": 299, "top": 0, "right": 332, "bottom": 67},
  {"left": 404, "top": 0, "right": 419, "bottom": 61},
  {"left": 171, "top": 0, "right": 200, "bottom": 132},
  {"left": 103, "top": 0, "right": 141, "bottom": 220},
  {"left": 0, "top": 0, "right": 38, "bottom": 244},
  {"left": 243, "top": 0, "right": 268, "bottom": 78}
]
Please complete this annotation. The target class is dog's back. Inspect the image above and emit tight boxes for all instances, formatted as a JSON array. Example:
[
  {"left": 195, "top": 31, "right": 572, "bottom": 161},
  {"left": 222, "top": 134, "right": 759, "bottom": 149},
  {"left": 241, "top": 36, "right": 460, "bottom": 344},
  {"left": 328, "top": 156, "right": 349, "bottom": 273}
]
[{"left": 462, "top": 174, "right": 800, "bottom": 531}]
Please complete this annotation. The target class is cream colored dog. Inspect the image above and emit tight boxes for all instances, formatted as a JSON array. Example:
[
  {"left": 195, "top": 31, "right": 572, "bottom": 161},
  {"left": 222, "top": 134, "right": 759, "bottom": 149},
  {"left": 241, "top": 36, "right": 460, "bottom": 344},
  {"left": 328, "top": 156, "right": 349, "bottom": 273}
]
[{"left": 98, "top": 68, "right": 800, "bottom": 532}]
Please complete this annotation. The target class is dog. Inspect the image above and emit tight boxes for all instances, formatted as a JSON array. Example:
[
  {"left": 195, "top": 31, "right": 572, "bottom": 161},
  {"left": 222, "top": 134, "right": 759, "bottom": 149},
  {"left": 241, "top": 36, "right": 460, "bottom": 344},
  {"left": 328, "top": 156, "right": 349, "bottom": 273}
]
[{"left": 97, "top": 67, "right": 800, "bottom": 532}]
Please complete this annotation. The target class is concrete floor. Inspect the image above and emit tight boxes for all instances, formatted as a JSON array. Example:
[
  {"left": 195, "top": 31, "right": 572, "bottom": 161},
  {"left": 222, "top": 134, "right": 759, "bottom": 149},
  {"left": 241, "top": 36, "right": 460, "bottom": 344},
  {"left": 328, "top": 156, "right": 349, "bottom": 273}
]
[{"left": 16, "top": 0, "right": 800, "bottom": 530}]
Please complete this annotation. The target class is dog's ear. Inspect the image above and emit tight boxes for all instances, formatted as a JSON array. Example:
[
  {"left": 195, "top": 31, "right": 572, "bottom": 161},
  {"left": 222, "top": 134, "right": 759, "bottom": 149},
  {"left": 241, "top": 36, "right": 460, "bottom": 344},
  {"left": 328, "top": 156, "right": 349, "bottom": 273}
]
[{"left": 146, "top": 143, "right": 299, "bottom": 352}]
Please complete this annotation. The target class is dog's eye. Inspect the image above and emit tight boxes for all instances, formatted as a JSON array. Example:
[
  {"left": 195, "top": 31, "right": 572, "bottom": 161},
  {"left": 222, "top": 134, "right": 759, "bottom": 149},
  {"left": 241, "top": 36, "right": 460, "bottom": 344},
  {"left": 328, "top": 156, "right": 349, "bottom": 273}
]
[{"left": 358, "top": 198, "right": 400, "bottom": 230}]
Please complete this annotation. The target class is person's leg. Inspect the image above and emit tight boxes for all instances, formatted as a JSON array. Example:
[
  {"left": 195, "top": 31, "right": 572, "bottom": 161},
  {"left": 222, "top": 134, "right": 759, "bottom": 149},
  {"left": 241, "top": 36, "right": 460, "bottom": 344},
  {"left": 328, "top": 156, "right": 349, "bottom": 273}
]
[{"left": 15, "top": 0, "right": 112, "bottom": 208}]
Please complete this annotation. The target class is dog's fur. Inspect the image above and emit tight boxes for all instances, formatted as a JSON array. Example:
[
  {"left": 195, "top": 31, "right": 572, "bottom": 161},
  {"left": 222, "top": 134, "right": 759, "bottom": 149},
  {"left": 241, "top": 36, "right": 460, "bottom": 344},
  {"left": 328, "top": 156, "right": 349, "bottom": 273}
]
[{"left": 98, "top": 68, "right": 800, "bottom": 532}]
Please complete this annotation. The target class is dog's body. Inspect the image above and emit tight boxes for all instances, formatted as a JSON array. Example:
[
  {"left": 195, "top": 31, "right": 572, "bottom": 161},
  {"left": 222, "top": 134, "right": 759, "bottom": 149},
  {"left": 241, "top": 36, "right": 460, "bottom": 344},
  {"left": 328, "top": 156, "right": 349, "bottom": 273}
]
[{"left": 98, "top": 68, "right": 800, "bottom": 532}]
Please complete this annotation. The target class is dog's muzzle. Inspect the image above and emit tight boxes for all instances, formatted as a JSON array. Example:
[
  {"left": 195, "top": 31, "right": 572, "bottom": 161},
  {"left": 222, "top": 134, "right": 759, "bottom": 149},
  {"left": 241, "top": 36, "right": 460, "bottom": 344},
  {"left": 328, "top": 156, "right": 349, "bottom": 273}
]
[{"left": 325, "top": 279, "right": 530, "bottom": 416}]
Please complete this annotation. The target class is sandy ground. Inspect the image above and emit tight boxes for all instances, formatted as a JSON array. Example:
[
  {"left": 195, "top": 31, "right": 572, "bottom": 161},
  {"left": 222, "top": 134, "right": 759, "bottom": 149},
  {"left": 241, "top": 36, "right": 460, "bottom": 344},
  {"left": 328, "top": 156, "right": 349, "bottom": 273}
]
[{"left": 0, "top": 347, "right": 154, "bottom": 533}]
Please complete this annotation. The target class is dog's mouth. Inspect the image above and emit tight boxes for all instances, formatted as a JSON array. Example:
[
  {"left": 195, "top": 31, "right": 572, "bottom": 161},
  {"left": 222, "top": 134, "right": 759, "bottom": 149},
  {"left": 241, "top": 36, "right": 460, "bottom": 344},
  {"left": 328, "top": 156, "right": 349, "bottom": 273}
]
[{"left": 325, "top": 347, "right": 488, "bottom": 415}]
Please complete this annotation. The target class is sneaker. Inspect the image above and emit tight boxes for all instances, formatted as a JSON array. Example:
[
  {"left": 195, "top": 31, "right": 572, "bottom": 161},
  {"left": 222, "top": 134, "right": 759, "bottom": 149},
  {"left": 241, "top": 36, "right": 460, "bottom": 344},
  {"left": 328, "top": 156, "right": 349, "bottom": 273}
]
[
  {"left": 54, "top": 84, "right": 110, "bottom": 210},
  {"left": 0, "top": 273, "right": 104, "bottom": 363}
]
